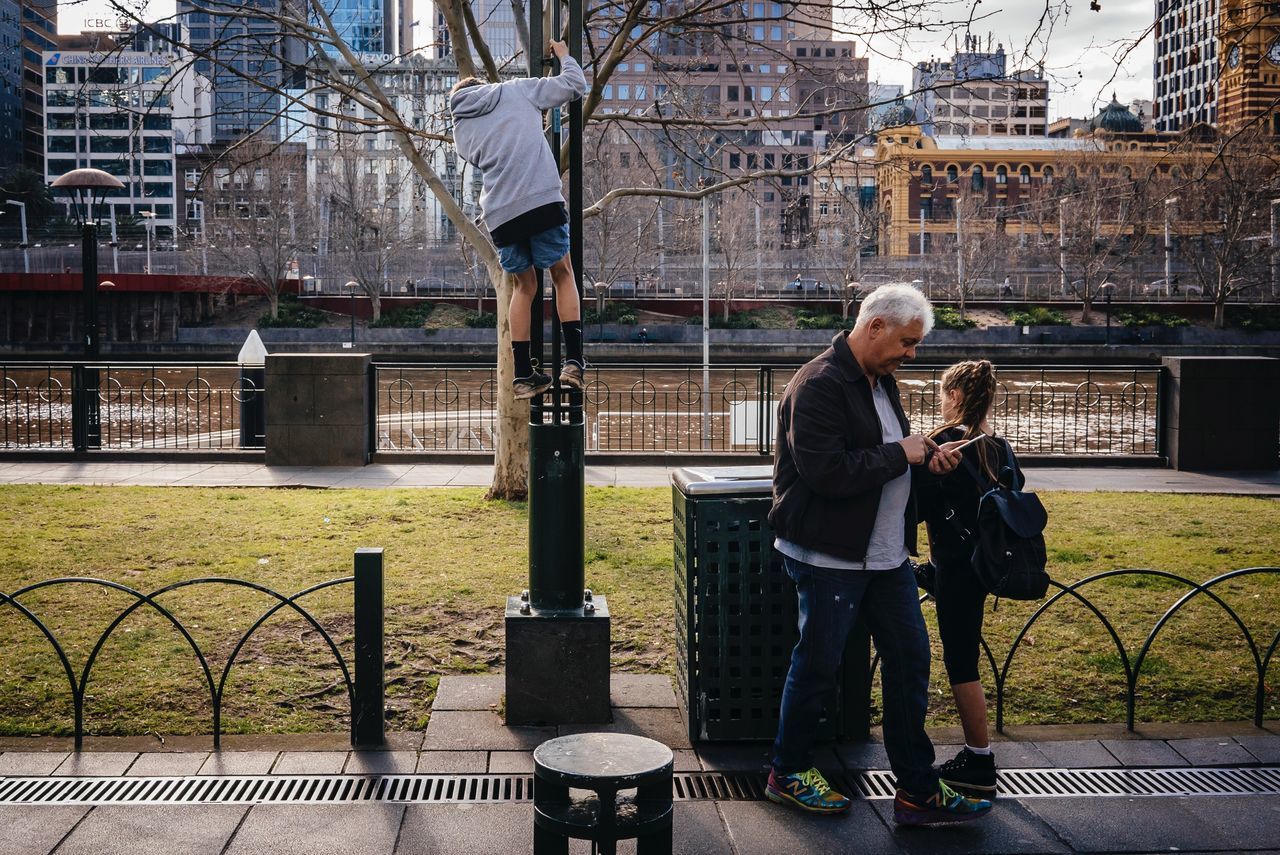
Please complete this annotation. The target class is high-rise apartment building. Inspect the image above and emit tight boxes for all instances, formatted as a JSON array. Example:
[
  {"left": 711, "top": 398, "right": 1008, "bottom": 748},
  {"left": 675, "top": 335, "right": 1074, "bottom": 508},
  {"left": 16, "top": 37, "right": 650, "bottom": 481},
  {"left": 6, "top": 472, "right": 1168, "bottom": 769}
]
[
  {"left": 321, "top": 0, "right": 391, "bottom": 55},
  {"left": 433, "top": 0, "right": 519, "bottom": 61},
  {"left": 1153, "top": 0, "right": 1219, "bottom": 131},
  {"left": 1217, "top": 0, "right": 1280, "bottom": 134},
  {"left": 19, "top": 0, "right": 57, "bottom": 170},
  {"left": 42, "top": 49, "right": 186, "bottom": 238},
  {"left": 1, "top": 0, "right": 21, "bottom": 158},
  {"left": 912, "top": 35, "right": 1049, "bottom": 137}
]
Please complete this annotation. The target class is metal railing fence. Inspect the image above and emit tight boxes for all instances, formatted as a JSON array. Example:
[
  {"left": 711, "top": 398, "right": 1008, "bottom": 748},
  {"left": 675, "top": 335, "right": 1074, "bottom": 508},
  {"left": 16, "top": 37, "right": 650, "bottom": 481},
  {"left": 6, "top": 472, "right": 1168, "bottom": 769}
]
[
  {"left": 1, "top": 363, "right": 265, "bottom": 451},
  {"left": 374, "top": 363, "right": 1162, "bottom": 457}
]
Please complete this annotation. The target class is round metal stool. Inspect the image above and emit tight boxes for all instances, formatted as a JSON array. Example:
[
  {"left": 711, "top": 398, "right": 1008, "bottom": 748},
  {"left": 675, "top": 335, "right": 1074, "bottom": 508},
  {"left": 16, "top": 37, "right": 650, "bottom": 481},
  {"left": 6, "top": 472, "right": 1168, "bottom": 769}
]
[{"left": 532, "top": 733, "right": 674, "bottom": 855}]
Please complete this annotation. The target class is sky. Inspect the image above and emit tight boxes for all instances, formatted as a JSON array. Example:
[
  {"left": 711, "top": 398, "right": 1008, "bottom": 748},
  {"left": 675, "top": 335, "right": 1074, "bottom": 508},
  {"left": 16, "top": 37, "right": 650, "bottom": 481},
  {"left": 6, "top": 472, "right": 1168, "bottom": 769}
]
[{"left": 58, "top": 0, "right": 1155, "bottom": 121}]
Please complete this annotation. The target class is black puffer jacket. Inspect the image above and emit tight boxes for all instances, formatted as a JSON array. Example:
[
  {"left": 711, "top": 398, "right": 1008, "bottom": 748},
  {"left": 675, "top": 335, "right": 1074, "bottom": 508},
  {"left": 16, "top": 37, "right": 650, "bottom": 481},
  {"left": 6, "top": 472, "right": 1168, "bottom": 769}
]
[{"left": 768, "top": 331, "right": 919, "bottom": 563}]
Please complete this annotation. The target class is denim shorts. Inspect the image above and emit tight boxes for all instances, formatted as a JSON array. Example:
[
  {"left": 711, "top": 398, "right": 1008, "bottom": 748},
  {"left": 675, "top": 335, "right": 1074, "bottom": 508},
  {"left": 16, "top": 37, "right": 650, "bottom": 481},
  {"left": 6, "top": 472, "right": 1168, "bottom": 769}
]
[{"left": 497, "top": 222, "right": 570, "bottom": 274}]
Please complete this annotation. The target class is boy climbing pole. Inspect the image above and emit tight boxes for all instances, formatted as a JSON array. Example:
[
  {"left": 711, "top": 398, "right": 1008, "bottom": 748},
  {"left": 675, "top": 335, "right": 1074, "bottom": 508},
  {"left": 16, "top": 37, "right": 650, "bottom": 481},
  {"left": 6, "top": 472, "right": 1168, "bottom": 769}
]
[{"left": 449, "top": 40, "right": 589, "bottom": 399}]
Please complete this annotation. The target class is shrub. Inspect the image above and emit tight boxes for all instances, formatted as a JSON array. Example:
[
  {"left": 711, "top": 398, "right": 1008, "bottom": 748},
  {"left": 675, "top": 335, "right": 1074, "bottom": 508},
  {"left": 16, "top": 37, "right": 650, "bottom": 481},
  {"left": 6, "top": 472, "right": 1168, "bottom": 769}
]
[
  {"left": 371, "top": 302, "right": 434, "bottom": 328},
  {"left": 584, "top": 302, "right": 637, "bottom": 325},
  {"left": 685, "top": 312, "right": 760, "bottom": 329},
  {"left": 1114, "top": 310, "right": 1191, "bottom": 328},
  {"left": 795, "top": 308, "right": 845, "bottom": 330},
  {"left": 1007, "top": 306, "right": 1070, "bottom": 326},
  {"left": 1234, "top": 307, "right": 1280, "bottom": 331},
  {"left": 465, "top": 311, "right": 497, "bottom": 329},
  {"left": 932, "top": 306, "right": 977, "bottom": 330},
  {"left": 257, "top": 295, "right": 326, "bottom": 328}
]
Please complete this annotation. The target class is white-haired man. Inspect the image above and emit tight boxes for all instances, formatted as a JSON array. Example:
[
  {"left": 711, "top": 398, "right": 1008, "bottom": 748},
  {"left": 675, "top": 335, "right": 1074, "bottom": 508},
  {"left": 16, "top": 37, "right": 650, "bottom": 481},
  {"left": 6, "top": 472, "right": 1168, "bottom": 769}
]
[{"left": 765, "top": 284, "right": 992, "bottom": 825}]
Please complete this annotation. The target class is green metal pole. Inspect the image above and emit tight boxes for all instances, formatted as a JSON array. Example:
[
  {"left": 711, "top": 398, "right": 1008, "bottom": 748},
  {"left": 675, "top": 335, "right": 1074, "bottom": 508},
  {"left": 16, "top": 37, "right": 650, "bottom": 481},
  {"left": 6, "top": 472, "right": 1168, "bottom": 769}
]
[{"left": 528, "top": 422, "right": 584, "bottom": 610}]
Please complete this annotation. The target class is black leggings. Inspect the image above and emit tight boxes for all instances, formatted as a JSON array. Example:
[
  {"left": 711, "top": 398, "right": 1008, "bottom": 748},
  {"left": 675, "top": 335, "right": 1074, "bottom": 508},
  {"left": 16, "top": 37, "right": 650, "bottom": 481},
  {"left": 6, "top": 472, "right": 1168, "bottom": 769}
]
[{"left": 934, "top": 556, "right": 989, "bottom": 685}]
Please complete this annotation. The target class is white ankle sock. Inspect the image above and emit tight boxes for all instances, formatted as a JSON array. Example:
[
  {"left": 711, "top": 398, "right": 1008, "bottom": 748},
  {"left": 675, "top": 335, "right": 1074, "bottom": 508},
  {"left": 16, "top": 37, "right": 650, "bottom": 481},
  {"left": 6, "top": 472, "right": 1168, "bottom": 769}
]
[{"left": 965, "top": 744, "right": 993, "bottom": 756}]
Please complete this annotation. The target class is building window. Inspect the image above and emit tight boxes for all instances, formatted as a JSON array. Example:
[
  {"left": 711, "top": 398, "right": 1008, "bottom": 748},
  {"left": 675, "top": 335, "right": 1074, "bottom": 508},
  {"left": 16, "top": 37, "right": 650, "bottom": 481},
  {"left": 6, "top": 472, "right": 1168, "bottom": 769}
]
[
  {"left": 1041, "top": 166, "right": 1054, "bottom": 184},
  {"left": 920, "top": 165, "right": 933, "bottom": 183},
  {"left": 946, "top": 165, "right": 958, "bottom": 183},
  {"left": 995, "top": 165, "right": 1008, "bottom": 185},
  {"left": 971, "top": 166, "right": 984, "bottom": 191},
  {"left": 1019, "top": 165, "right": 1031, "bottom": 184}
]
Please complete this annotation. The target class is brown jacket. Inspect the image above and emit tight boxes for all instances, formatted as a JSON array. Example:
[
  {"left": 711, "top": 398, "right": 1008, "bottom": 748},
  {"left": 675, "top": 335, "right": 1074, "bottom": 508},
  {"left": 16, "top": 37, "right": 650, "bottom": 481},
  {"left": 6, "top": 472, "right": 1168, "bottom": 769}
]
[{"left": 768, "top": 330, "right": 919, "bottom": 563}]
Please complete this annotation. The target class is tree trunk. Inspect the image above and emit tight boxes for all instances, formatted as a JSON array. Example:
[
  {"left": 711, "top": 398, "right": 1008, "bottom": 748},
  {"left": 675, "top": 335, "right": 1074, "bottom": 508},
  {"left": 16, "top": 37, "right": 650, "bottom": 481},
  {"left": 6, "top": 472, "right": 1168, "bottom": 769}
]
[
  {"left": 1213, "top": 298, "right": 1226, "bottom": 329},
  {"left": 1081, "top": 295, "right": 1092, "bottom": 325},
  {"left": 486, "top": 263, "right": 529, "bottom": 501},
  {"left": 268, "top": 292, "right": 280, "bottom": 320},
  {"left": 722, "top": 286, "right": 730, "bottom": 322},
  {"left": 370, "top": 292, "right": 382, "bottom": 322},
  {"left": 957, "top": 290, "right": 966, "bottom": 321}
]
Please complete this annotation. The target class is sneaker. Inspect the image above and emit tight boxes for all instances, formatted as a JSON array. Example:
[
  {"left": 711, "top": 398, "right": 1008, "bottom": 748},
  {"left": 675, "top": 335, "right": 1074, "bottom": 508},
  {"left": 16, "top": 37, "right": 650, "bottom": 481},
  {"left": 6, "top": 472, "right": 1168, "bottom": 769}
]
[
  {"left": 893, "top": 780, "right": 992, "bottom": 826},
  {"left": 765, "top": 767, "right": 851, "bottom": 814},
  {"left": 937, "top": 747, "right": 998, "bottom": 798},
  {"left": 559, "top": 360, "right": 585, "bottom": 390},
  {"left": 512, "top": 370, "right": 553, "bottom": 400}
]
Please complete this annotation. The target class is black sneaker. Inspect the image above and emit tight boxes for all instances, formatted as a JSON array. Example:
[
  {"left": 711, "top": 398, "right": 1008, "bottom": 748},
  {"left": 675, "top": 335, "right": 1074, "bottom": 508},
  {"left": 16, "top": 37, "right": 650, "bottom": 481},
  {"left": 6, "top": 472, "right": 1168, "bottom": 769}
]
[
  {"left": 936, "top": 747, "right": 998, "bottom": 798},
  {"left": 513, "top": 370, "right": 553, "bottom": 400},
  {"left": 559, "top": 360, "right": 585, "bottom": 390}
]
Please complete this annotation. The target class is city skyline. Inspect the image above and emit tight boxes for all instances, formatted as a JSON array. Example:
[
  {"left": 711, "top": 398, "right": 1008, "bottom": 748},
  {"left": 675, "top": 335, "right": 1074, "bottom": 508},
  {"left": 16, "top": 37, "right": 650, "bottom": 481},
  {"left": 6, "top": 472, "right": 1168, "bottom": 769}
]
[{"left": 59, "top": 0, "right": 1157, "bottom": 121}]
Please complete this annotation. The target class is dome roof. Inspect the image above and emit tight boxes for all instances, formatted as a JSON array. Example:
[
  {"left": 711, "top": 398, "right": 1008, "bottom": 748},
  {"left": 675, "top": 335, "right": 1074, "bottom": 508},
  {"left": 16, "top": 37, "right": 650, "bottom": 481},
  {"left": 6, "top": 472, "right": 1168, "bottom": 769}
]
[{"left": 1091, "top": 94, "right": 1143, "bottom": 134}]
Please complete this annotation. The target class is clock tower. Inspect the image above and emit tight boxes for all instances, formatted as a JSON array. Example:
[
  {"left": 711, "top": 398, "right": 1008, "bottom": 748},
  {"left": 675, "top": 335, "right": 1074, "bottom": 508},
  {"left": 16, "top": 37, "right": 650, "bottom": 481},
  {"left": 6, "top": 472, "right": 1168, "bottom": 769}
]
[{"left": 1218, "top": 0, "right": 1280, "bottom": 134}]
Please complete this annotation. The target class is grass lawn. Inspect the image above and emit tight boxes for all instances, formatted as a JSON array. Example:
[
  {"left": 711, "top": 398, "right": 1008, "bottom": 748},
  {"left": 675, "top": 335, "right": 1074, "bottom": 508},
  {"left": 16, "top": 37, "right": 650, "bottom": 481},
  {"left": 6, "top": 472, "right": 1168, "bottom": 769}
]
[{"left": 0, "top": 485, "right": 1276, "bottom": 738}]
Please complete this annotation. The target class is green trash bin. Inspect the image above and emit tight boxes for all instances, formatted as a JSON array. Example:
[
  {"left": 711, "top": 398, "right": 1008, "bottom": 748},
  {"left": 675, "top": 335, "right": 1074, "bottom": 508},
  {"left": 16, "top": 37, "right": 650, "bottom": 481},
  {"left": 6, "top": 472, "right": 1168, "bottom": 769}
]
[{"left": 672, "top": 466, "right": 871, "bottom": 743}]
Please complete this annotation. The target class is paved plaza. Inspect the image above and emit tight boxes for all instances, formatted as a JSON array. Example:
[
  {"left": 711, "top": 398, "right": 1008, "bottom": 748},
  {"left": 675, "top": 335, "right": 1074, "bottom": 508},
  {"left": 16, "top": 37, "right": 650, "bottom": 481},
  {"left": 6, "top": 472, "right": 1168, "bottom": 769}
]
[
  {"left": 0, "top": 676, "right": 1277, "bottom": 853},
  {"left": 1, "top": 460, "right": 1279, "bottom": 494}
]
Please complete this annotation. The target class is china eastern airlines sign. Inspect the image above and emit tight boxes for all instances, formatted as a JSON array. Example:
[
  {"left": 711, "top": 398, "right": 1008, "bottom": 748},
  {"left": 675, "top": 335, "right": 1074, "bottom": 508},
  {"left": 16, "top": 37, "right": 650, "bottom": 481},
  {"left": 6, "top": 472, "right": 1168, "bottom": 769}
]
[{"left": 45, "top": 52, "right": 172, "bottom": 66}]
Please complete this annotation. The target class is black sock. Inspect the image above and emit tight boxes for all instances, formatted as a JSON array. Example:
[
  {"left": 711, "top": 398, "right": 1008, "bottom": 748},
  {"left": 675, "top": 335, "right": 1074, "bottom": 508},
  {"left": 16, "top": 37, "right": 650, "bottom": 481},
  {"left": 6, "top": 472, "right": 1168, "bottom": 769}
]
[
  {"left": 512, "top": 340, "right": 533, "bottom": 378},
  {"left": 562, "top": 321, "right": 583, "bottom": 366}
]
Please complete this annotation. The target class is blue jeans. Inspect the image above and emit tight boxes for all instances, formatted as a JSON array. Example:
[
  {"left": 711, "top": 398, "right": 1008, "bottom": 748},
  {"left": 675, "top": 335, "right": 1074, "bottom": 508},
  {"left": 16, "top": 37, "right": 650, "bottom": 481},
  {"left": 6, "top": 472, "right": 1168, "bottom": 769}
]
[
  {"left": 497, "top": 222, "right": 571, "bottom": 273},
  {"left": 771, "top": 557, "right": 937, "bottom": 796}
]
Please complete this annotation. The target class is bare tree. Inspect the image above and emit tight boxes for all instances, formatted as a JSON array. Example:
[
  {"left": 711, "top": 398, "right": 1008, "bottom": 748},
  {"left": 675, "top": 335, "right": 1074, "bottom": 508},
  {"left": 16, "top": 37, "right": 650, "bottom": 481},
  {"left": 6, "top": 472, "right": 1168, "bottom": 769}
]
[
  {"left": 1031, "top": 151, "right": 1157, "bottom": 324},
  {"left": 202, "top": 142, "right": 310, "bottom": 320},
  {"left": 935, "top": 185, "right": 1011, "bottom": 320},
  {"left": 713, "top": 188, "right": 762, "bottom": 320},
  {"left": 1173, "top": 126, "right": 1280, "bottom": 328}
]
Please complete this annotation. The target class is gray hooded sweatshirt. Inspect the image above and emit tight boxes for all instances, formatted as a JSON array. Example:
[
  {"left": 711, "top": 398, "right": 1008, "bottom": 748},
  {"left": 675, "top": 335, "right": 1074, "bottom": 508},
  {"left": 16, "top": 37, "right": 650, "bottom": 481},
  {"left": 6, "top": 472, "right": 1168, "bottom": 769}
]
[{"left": 449, "top": 56, "right": 588, "bottom": 231}]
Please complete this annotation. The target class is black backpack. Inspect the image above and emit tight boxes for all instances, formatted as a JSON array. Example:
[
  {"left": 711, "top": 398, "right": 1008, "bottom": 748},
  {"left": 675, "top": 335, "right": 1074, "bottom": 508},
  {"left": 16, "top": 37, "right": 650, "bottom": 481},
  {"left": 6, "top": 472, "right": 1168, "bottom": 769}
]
[{"left": 950, "top": 438, "right": 1051, "bottom": 600}]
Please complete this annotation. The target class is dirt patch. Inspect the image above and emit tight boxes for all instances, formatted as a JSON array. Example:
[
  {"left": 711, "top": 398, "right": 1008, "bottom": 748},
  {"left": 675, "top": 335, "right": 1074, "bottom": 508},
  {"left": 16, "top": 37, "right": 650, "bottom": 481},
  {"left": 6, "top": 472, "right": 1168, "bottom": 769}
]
[{"left": 425, "top": 304, "right": 477, "bottom": 328}]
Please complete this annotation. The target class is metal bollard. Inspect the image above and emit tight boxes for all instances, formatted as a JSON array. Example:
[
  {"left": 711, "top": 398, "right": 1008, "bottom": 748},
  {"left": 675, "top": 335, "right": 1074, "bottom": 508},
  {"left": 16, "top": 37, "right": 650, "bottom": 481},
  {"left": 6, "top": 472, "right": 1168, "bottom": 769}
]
[
  {"left": 352, "top": 547, "right": 385, "bottom": 747},
  {"left": 237, "top": 330, "right": 267, "bottom": 448}
]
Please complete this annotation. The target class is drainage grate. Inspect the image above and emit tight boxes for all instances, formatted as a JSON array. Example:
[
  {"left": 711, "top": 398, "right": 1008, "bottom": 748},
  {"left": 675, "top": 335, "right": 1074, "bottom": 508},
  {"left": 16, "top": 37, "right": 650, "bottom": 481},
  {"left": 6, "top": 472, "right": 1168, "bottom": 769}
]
[{"left": 1, "top": 768, "right": 1276, "bottom": 806}]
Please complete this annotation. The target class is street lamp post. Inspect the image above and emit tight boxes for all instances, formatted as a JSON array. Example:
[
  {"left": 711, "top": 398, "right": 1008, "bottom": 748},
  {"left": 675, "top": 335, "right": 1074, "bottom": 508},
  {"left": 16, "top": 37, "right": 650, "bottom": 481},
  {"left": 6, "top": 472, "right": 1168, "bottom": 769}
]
[
  {"left": 1099, "top": 282, "right": 1115, "bottom": 347},
  {"left": 5, "top": 200, "right": 28, "bottom": 274},
  {"left": 345, "top": 280, "right": 358, "bottom": 347},
  {"left": 1164, "top": 197, "right": 1178, "bottom": 296},
  {"left": 139, "top": 210, "right": 156, "bottom": 274},
  {"left": 1270, "top": 198, "right": 1279, "bottom": 300},
  {"left": 51, "top": 168, "right": 125, "bottom": 452},
  {"left": 699, "top": 178, "right": 711, "bottom": 450}
]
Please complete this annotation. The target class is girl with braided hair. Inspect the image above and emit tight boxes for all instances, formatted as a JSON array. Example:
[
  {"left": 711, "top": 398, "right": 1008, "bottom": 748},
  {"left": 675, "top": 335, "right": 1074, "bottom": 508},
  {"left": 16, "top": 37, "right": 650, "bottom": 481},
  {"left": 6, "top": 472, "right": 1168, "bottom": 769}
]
[{"left": 918, "top": 359, "right": 1026, "bottom": 800}]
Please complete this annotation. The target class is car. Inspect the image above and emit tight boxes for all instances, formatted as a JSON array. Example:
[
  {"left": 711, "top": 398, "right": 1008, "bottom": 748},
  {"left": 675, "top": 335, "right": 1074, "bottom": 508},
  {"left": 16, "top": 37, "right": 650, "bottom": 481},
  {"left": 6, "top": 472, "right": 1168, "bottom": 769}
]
[{"left": 1145, "top": 277, "right": 1203, "bottom": 297}]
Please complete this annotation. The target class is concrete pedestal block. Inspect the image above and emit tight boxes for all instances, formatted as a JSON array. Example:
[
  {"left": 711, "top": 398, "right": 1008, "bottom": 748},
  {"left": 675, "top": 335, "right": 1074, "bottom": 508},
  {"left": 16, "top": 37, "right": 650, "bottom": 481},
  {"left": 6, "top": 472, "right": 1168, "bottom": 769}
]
[
  {"left": 1162, "top": 356, "right": 1280, "bottom": 471},
  {"left": 504, "top": 594, "right": 611, "bottom": 726},
  {"left": 265, "top": 353, "right": 371, "bottom": 466}
]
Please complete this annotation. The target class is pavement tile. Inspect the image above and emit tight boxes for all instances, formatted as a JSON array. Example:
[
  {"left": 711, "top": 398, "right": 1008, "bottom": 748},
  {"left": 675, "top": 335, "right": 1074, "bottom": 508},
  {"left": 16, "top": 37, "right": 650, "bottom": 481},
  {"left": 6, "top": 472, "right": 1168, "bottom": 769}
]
[
  {"left": 836, "top": 741, "right": 891, "bottom": 769},
  {"left": 415, "top": 751, "right": 488, "bottom": 774},
  {"left": 431, "top": 675, "right": 504, "bottom": 711},
  {"left": 224, "top": 804, "right": 404, "bottom": 855},
  {"left": 0, "top": 805, "right": 90, "bottom": 855},
  {"left": 720, "top": 799, "right": 901, "bottom": 854},
  {"left": 487, "top": 751, "right": 534, "bottom": 773},
  {"left": 423, "top": 711, "right": 555, "bottom": 752},
  {"left": 1235, "top": 734, "right": 1280, "bottom": 763},
  {"left": 197, "top": 751, "right": 279, "bottom": 776},
  {"left": 395, "top": 803, "right": 530, "bottom": 854},
  {"left": 55, "top": 805, "right": 247, "bottom": 855},
  {"left": 673, "top": 749, "right": 701, "bottom": 772},
  {"left": 1177, "top": 794, "right": 1280, "bottom": 851},
  {"left": 0, "top": 752, "right": 70, "bottom": 776},
  {"left": 53, "top": 752, "right": 138, "bottom": 777},
  {"left": 1167, "top": 737, "right": 1259, "bottom": 766},
  {"left": 1022, "top": 795, "right": 1235, "bottom": 853},
  {"left": 696, "top": 742, "right": 840, "bottom": 773},
  {"left": 556, "top": 707, "right": 692, "bottom": 749},
  {"left": 870, "top": 798, "right": 1069, "bottom": 854},
  {"left": 611, "top": 673, "right": 678, "bottom": 709},
  {"left": 271, "top": 751, "right": 348, "bottom": 775},
  {"left": 989, "top": 741, "right": 1054, "bottom": 768},
  {"left": 1031, "top": 740, "right": 1123, "bottom": 768},
  {"left": 343, "top": 751, "right": 419, "bottom": 775},
  {"left": 124, "top": 752, "right": 210, "bottom": 776},
  {"left": 1099, "top": 739, "right": 1188, "bottom": 767}
]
